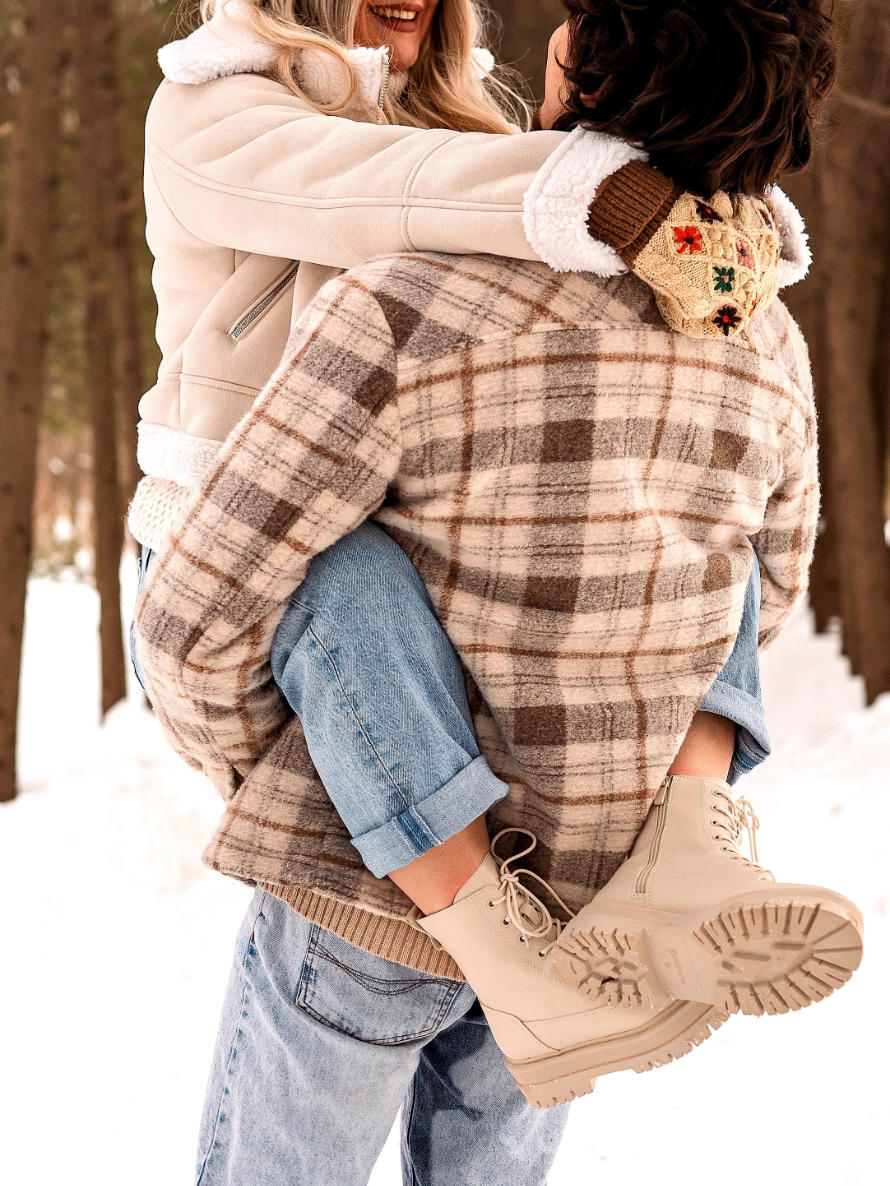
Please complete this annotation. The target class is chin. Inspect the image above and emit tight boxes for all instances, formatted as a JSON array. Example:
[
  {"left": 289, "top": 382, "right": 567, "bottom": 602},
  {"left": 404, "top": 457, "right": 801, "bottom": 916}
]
[{"left": 383, "top": 39, "right": 421, "bottom": 72}]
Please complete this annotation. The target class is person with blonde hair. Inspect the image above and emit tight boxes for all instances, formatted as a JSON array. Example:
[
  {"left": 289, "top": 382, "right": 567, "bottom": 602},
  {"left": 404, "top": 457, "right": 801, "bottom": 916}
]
[{"left": 128, "top": 1, "right": 822, "bottom": 1181}]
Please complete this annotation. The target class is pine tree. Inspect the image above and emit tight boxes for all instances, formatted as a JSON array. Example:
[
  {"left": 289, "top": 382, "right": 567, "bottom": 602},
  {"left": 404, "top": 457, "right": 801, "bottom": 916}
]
[
  {"left": 0, "top": 2, "right": 64, "bottom": 801},
  {"left": 70, "top": 0, "right": 129, "bottom": 716}
]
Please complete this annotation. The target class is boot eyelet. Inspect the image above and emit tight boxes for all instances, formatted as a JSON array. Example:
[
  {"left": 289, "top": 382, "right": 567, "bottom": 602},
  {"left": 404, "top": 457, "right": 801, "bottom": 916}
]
[
  {"left": 519, "top": 936, "right": 528, "bottom": 944},
  {"left": 502, "top": 918, "right": 511, "bottom": 926},
  {"left": 487, "top": 899, "right": 497, "bottom": 909},
  {"left": 538, "top": 950, "right": 548, "bottom": 959}
]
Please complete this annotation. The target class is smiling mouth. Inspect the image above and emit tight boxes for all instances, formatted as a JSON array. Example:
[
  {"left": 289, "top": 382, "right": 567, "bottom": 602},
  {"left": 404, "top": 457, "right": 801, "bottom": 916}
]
[{"left": 368, "top": 6, "right": 420, "bottom": 30}]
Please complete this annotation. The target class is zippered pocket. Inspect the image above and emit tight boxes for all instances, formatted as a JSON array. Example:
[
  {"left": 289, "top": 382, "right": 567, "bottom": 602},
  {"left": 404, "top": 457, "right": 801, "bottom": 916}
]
[
  {"left": 635, "top": 776, "right": 673, "bottom": 895},
  {"left": 228, "top": 262, "right": 300, "bottom": 342}
]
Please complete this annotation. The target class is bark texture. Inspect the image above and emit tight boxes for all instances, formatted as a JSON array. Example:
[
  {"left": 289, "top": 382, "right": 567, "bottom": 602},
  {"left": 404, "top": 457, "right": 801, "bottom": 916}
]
[
  {"left": 0, "top": 3, "right": 63, "bottom": 801},
  {"left": 784, "top": 1, "right": 890, "bottom": 701},
  {"left": 486, "top": 0, "right": 565, "bottom": 100},
  {"left": 70, "top": 0, "right": 129, "bottom": 716}
]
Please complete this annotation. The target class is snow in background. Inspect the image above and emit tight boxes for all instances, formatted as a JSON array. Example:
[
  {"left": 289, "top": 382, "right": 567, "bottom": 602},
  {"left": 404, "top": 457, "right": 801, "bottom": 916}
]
[{"left": 1, "top": 572, "right": 886, "bottom": 1185}]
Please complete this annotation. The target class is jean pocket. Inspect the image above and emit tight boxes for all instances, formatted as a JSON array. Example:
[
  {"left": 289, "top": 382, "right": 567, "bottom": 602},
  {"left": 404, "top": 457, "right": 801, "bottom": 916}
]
[{"left": 296, "top": 923, "right": 463, "bottom": 1046}]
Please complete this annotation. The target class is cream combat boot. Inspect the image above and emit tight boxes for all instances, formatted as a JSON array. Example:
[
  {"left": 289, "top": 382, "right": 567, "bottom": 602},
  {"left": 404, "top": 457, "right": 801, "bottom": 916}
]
[
  {"left": 413, "top": 830, "right": 727, "bottom": 1108},
  {"left": 554, "top": 776, "right": 863, "bottom": 1017}
]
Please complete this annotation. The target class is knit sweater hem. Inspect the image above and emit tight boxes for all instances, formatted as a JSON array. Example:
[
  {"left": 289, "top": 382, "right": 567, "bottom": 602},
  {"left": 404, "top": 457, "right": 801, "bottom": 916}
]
[{"left": 260, "top": 880, "right": 465, "bottom": 980}]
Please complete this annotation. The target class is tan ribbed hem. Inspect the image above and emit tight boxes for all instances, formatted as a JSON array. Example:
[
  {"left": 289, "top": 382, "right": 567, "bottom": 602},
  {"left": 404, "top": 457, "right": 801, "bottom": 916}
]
[
  {"left": 261, "top": 881, "right": 465, "bottom": 981},
  {"left": 587, "top": 160, "right": 683, "bottom": 267},
  {"left": 128, "top": 475, "right": 192, "bottom": 553}
]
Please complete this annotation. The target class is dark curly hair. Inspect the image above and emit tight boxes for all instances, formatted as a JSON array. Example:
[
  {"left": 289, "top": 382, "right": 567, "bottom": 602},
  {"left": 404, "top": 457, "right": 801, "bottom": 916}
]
[{"left": 554, "top": 1, "right": 838, "bottom": 195}]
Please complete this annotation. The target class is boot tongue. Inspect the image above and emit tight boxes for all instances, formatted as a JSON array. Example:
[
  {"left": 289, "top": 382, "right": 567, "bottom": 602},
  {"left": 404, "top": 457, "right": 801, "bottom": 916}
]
[{"left": 454, "top": 854, "right": 501, "bottom": 904}]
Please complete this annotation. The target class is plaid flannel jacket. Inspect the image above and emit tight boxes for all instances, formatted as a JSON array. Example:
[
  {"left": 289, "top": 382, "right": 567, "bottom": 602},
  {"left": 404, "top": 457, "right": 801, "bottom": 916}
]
[{"left": 134, "top": 254, "right": 818, "bottom": 978}]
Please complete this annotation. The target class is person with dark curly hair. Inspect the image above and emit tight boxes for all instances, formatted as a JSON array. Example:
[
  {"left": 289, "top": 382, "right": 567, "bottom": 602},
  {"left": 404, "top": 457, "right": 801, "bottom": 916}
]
[
  {"left": 134, "top": 1, "right": 862, "bottom": 1179},
  {"left": 546, "top": 0, "right": 838, "bottom": 194}
]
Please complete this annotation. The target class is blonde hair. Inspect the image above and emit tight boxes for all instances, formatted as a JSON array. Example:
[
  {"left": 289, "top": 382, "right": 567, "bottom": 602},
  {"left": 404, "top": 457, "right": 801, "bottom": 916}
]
[{"left": 197, "top": 0, "right": 530, "bottom": 132}]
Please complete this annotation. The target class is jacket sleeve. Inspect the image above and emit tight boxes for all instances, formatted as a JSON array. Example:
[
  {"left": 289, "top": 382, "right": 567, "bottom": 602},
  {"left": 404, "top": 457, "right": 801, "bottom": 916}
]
[
  {"left": 146, "top": 74, "right": 566, "bottom": 269},
  {"left": 133, "top": 273, "right": 402, "bottom": 790},
  {"left": 750, "top": 394, "right": 820, "bottom": 650}
]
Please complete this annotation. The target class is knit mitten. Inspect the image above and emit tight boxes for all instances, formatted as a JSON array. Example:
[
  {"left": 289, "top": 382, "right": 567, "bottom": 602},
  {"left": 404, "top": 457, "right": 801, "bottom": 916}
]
[{"left": 587, "top": 161, "right": 782, "bottom": 340}]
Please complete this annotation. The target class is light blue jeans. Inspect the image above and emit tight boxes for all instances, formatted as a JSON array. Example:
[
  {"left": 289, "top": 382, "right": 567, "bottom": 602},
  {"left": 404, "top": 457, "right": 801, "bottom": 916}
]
[
  {"left": 268, "top": 522, "right": 770, "bottom": 879},
  {"left": 132, "top": 525, "right": 770, "bottom": 879},
  {"left": 130, "top": 526, "right": 768, "bottom": 1178},
  {"left": 195, "top": 887, "right": 569, "bottom": 1185}
]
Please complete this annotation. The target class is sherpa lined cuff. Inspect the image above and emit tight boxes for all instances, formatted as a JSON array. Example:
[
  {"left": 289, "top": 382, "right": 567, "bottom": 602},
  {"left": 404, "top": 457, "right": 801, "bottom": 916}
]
[
  {"left": 587, "top": 159, "right": 684, "bottom": 268},
  {"left": 523, "top": 127, "right": 648, "bottom": 274}
]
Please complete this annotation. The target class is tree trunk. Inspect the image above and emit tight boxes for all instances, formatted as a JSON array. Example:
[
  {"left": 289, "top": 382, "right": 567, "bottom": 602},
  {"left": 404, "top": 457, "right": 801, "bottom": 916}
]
[
  {"left": 812, "top": 3, "right": 890, "bottom": 700},
  {"left": 782, "top": 172, "right": 842, "bottom": 635},
  {"left": 70, "top": 0, "right": 129, "bottom": 717},
  {"left": 0, "top": 4, "right": 63, "bottom": 802},
  {"left": 872, "top": 207, "right": 890, "bottom": 476},
  {"left": 485, "top": 0, "right": 566, "bottom": 101},
  {"left": 107, "top": 54, "right": 146, "bottom": 541}
]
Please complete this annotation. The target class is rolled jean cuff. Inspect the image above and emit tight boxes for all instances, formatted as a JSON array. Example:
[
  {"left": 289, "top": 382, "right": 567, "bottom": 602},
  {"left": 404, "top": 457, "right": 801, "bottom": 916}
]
[
  {"left": 699, "top": 679, "right": 771, "bottom": 786},
  {"left": 351, "top": 755, "right": 510, "bottom": 879}
]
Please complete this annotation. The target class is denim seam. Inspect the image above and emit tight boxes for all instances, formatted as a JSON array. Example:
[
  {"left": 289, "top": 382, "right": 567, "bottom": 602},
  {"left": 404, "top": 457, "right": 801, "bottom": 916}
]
[
  {"left": 286, "top": 595, "right": 317, "bottom": 615},
  {"left": 401, "top": 1076, "right": 422, "bottom": 1186},
  {"left": 195, "top": 958, "right": 253, "bottom": 1185},
  {"left": 305, "top": 623, "right": 438, "bottom": 845},
  {"left": 196, "top": 895, "right": 267, "bottom": 1183},
  {"left": 423, "top": 980, "right": 465, "bottom": 1034},
  {"left": 735, "top": 735, "right": 764, "bottom": 762},
  {"left": 400, "top": 808, "right": 442, "bottom": 853}
]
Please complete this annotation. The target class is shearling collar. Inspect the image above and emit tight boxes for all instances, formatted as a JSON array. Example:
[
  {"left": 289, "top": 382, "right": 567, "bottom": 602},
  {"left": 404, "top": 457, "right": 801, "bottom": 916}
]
[{"left": 159, "top": 0, "right": 495, "bottom": 109}]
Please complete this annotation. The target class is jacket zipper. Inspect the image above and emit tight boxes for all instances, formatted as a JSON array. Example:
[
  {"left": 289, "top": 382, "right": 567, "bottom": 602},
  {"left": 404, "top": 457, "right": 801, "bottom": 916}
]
[
  {"left": 635, "top": 776, "right": 673, "bottom": 895},
  {"left": 228, "top": 263, "right": 300, "bottom": 342},
  {"left": 377, "top": 50, "right": 391, "bottom": 112}
]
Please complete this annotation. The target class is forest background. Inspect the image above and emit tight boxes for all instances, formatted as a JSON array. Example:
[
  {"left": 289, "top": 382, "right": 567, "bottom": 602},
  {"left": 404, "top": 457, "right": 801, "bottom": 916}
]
[{"left": 0, "top": 0, "right": 888, "bottom": 803}]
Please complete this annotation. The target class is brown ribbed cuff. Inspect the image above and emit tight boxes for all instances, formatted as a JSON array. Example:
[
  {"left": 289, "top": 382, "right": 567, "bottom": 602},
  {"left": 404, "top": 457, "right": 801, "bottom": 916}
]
[{"left": 587, "top": 160, "right": 683, "bottom": 267}]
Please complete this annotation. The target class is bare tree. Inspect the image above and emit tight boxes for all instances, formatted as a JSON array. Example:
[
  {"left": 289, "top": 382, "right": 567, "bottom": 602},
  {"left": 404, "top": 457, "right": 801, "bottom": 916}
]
[
  {"left": 781, "top": 168, "right": 842, "bottom": 637},
  {"left": 70, "top": 0, "right": 129, "bottom": 717},
  {"left": 0, "top": 2, "right": 63, "bottom": 801},
  {"left": 785, "top": 2, "right": 890, "bottom": 701},
  {"left": 486, "top": 0, "right": 565, "bottom": 101},
  {"left": 106, "top": 25, "right": 147, "bottom": 534}
]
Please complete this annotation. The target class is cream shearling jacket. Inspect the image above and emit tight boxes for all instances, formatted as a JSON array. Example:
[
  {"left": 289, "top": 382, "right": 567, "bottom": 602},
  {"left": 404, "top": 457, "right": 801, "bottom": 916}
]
[{"left": 130, "top": 1, "right": 811, "bottom": 551}]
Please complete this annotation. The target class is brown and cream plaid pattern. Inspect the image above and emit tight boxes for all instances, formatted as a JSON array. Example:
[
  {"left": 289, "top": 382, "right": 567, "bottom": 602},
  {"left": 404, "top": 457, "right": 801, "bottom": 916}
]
[{"left": 134, "top": 254, "right": 818, "bottom": 977}]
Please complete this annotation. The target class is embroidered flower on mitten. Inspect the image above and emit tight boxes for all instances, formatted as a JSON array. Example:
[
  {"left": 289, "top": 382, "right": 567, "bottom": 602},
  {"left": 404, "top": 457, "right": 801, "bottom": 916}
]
[
  {"left": 673, "top": 226, "right": 704, "bottom": 254},
  {"left": 713, "top": 306, "right": 742, "bottom": 335}
]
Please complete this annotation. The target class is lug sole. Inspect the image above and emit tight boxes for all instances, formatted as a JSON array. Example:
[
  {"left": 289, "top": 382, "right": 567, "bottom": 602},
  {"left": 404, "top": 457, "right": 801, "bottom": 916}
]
[
  {"left": 553, "top": 891, "right": 863, "bottom": 1017},
  {"left": 505, "top": 1000, "right": 727, "bottom": 1108}
]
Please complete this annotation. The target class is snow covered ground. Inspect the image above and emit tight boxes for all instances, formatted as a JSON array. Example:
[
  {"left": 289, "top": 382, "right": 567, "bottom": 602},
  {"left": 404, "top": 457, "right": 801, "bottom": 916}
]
[{"left": 1, "top": 575, "right": 886, "bottom": 1185}]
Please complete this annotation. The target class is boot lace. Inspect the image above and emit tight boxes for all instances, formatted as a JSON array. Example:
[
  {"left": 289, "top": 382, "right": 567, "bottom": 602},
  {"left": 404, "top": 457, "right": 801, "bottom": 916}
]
[
  {"left": 709, "top": 788, "right": 774, "bottom": 880},
  {"left": 486, "top": 828, "right": 576, "bottom": 958}
]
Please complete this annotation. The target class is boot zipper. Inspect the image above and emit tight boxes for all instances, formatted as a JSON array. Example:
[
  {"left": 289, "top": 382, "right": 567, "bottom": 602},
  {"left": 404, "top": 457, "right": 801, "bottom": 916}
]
[
  {"left": 228, "top": 263, "right": 300, "bottom": 342},
  {"left": 635, "top": 776, "right": 673, "bottom": 895}
]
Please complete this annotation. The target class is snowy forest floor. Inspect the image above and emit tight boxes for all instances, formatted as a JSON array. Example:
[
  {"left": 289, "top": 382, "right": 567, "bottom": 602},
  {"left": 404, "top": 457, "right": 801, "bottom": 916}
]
[{"left": 1, "top": 574, "right": 887, "bottom": 1185}]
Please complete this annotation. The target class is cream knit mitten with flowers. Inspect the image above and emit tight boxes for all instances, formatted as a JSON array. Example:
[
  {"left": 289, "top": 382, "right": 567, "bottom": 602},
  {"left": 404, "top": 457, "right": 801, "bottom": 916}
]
[{"left": 587, "top": 160, "right": 782, "bottom": 339}]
